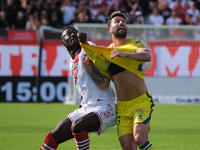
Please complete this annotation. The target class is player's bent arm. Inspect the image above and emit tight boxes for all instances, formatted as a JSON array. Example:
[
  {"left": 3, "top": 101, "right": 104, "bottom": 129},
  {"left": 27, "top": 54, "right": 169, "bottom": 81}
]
[
  {"left": 110, "top": 48, "right": 151, "bottom": 62},
  {"left": 85, "top": 62, "right": 110, "bottom": 90},
  {"left": 126, "top": 48, "right": 151, "bottom": 62}
]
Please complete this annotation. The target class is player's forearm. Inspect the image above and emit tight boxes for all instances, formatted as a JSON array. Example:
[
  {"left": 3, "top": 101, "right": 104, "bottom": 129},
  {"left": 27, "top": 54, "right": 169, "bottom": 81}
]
[
  {"left": 125, "top": 50, "right": 151, "bottom": 62},
  {"left": 85, "top": 64, "right": 109, "bottom": 90}
]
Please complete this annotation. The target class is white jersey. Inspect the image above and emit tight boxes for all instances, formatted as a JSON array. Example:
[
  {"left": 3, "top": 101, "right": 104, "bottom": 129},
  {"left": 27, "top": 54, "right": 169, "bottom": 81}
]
[{"left": 69, "top": 42, "right": 116, "bottom": 105}]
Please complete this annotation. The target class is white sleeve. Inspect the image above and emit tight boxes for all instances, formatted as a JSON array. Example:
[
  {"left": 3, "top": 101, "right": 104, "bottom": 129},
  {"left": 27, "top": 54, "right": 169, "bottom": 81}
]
[{"left": 87, "top": 41, "right": 96, "bottom": 46}]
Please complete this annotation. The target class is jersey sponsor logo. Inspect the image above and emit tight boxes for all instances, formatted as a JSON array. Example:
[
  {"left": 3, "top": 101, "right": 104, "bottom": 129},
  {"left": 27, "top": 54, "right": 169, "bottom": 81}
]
[
  {"left": 137, "top": 109, "right": 146, "bottom": 114},
  {"left": 134, "top": 40, "right": 142, "bottom": 44}
]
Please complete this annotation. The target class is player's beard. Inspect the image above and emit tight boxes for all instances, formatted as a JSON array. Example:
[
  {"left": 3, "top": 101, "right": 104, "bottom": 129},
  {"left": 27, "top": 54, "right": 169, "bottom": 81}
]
[{"left": 113, "top": 29, "right": 127, "bottom": 39}]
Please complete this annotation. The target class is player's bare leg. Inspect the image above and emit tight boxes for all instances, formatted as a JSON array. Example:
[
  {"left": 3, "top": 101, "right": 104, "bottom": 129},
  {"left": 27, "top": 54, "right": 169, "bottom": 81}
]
[
  {"left": 40, "top": 117, "right": 73, "bottom": 150},
  {"left": 119, "top": 134, "right": 138, "bottom": 150},
  {"left": 134, "top": 122, "right": 154, "bottom": 150},
  {"left": 71, "top": 112, "right": 100, "bottom": 150},
  {"left": 40, "top": 112, "right": 100, "bottom": 150},
  {"left": 51, "top": 117, "right": 74, "bottom": 144}
]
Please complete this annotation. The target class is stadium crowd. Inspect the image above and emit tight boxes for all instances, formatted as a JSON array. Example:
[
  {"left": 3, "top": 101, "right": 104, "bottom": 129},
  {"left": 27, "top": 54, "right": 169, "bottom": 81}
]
[{"left": 1, "top": 0, "right": 200, "bottom": 30}]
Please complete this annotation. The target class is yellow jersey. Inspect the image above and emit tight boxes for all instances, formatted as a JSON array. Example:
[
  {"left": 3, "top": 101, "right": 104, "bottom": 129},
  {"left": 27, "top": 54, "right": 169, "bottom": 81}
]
[{"left": 80, "top": 39, "right": 146, "bottom": 80}]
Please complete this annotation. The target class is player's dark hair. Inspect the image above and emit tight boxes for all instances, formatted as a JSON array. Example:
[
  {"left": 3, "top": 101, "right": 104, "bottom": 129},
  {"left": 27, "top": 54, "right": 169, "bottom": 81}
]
[
  {"left": 107, "top": 11, "right": 126, "bottom": 27},
  {"left": 63, "top": 26, "right": 78, "bottom": 33}
]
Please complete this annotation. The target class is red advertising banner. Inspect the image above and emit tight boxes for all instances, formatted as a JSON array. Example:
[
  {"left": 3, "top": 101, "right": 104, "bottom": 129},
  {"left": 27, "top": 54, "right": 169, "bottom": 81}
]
[
  {"left": 7, "top": 30, "right": 38, "bottom": 41},
  {"left": 145, "top": 41, "right": 200, "bottom": 77},
  {"left": 0, "top": 40, "right": 39, "bottom": 76},
  {"left": 41, "top": 41, "right": 71, "bottom": 76},
  {"left": 0, "top": 40, "right": 200, "bottom": 77}
]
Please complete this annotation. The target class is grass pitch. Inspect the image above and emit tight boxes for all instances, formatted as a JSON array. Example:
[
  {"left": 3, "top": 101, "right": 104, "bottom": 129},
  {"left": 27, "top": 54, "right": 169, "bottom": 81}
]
[{"left": 0, "top": 103, "right": 200, "bottom": 150}]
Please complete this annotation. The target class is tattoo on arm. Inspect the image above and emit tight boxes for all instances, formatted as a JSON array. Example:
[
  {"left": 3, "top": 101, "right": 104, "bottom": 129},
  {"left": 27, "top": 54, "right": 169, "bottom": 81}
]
[
  {"left": 86, "top": 63, "right": 109, "bottom": 89},
  {"left": 137, "top": 53, "right": 148, "bottom": 60},
  {"left": 135, "top": 48, "right": 151, "bottom": 61}
]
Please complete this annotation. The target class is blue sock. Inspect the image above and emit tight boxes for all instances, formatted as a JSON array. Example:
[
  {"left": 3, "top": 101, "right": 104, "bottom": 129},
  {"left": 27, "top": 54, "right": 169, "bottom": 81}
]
[{"left": 139, "top": 141, "right": 154, "bottom": 150}]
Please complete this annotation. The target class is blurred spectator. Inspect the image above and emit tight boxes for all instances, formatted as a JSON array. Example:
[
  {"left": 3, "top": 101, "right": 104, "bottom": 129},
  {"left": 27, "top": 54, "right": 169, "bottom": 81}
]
[
  {"left": 157, "top": 0, "right": 171, "bottom": 23},
  {"left": 130, "top": 10, "right": 143, "bottom": 24},
  {"left": 49, "top": 11, "right": 62, "bottom": 28},
  {"left": 88, "top": 0, "right": 105, "bottom": 23},
  {"left": 26, "top": 11, "right": 40, "bottom": 30},
  {"left": 2, "top": 0, "right": 200, "bottom": 31},
  {"left": 0, "top": 10, "right": 8, "bottom": 29},
  {"left": 126, "top": 0, "right": 141, "bottom": 12},
  {"left": 40, "top": 17, "right": 50, "bottom": 27},
  {"left": 88, "top": 0, "right": 98, "bottom": 20},
  {"left": 4, "top": 0, "right": 16, "bottom": 29},
  {"left": 12, "top": 10, "right": 27, "bottom": 29},
  {"left": 182, "top": 12, "right": 195, "bottom": 25},
  {"left": 148, "top": 7, "right": 165, "bottom": 40},
  {"left": 166, "top": 10, "right": 182, "bottom": 25},
  {"left": 172, "top": 0, "right": 187, "bottom": 23},
  {"left": 149, "top": 8, "right": 164, "bottom": 25},
  {"left": 138, "top": 0, "right": 151, "bottom": 24},
  {"left": 93, "top": 0, "right": 110, "bottom": 23},
  {"left": 76, "top": 10, "right": 93, "bottom": 23},
  {"left": 186, "top": 1, "right": 200, "bottom": 25},
  {"left": 170, "top": 0, "right": 192, "bottom": 9},
  {"left": 195, "top": 0, "right": 200, "bottom": 11},
  {"left": 164, "top": 0, "right": 173, "bottom": 7},
  {"left": 60, "top": 0, "right": 76, "bottom": 26},
  {"left": 47, "top": 1, "right": 62, "bottom": 28}
]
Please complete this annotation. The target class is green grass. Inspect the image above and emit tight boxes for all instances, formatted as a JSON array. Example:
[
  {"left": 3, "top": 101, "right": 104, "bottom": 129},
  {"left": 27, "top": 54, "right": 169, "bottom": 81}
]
[{"left": 0, "top": 103, "right": 200, "bottom": 150}]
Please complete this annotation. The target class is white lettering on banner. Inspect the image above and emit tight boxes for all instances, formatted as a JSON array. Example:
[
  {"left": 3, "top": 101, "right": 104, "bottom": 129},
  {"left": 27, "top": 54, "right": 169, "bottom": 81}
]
[
  {"left": 1, "top": 41, "right": 200, "bottom": 77},
  {"left": 0, "top": 45, "right": 19, "bottom": 76},
  {"left": 20, "top": 45, "right": 39, "bottom": 76},
  {"left": 192, "top": 47, "right": 200, "bottom": 76},
  {"left": 153, "top": 96, "right": 200, "bottom": 104},
  {"left": 155, "top": 46, "right": 191, "bottom": 76},
  {"left": 49, "top": 46, "right": 70, "bottom": 76}
]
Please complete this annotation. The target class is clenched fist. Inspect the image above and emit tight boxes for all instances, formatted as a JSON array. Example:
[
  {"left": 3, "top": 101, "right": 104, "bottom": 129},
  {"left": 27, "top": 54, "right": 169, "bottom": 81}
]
[{"left": 78, "top": 32, "right": 87, "bottom": 43}]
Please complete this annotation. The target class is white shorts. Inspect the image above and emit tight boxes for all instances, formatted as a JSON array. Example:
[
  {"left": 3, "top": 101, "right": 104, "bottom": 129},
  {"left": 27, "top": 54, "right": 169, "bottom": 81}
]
[{"left": 68, "top": 101, "right": 116, "bottom": 135}]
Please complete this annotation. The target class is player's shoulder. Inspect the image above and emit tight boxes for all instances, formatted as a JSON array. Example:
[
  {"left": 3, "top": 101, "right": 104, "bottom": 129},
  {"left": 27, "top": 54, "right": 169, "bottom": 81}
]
[
  {"left": 128, "top": 39, "right": 146, "bottom": 48},
  {"left": 88, "top": 41, "right": 96, "bottom": 46}
]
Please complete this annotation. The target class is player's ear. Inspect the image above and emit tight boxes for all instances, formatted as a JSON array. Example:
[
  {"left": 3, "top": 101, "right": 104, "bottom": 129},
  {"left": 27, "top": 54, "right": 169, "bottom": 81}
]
[{"left": 108, "top": 27, "right": 112, "bottom": 34}]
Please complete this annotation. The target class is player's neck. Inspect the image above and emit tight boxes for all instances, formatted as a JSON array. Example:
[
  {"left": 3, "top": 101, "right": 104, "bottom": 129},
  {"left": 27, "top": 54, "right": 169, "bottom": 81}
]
[{"left": 112, "top": 38, "right": 127, "bottom": 47}]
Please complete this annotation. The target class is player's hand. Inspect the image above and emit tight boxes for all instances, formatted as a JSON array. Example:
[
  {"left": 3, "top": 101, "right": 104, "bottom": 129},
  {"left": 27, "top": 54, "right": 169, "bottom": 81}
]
[
  {"left": 82, "top": 53, "right": 92, "bottom": 68},
  {"left": 78, "top": 32, "right": 87, "bottom": 43},
  {"left": 110, "top": 48, "right": 126, "bottom": 59}
]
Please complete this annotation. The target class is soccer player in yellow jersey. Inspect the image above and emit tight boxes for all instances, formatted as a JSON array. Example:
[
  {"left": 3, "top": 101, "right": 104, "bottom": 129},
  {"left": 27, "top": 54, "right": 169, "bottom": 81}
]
[{"left": 107, "top": 11, "right": 155, "bottom": 150}]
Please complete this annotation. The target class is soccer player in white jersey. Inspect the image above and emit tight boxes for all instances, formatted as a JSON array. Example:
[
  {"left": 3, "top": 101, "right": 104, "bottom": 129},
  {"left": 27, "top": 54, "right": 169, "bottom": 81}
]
[{"left": 40, "top": 27, "right": 116, "bottom": 150}]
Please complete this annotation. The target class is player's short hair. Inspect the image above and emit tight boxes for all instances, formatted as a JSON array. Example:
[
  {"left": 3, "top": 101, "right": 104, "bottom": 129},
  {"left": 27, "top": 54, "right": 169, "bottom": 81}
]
[
  {"left": 63, "top": 26, "right": 78, "bottom": 33},
  {"left": 107, "top": 11, "right": 126, "bottom": 27}
]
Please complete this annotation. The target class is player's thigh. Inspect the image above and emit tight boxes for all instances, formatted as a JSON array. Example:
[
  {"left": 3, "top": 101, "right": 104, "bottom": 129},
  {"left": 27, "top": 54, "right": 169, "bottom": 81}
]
[
  {"left": 72, "top": 112, "right": 100, "bottom": 133},
  {"left": 119, "top": 134, "right": 137, "bottom": 150}
]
